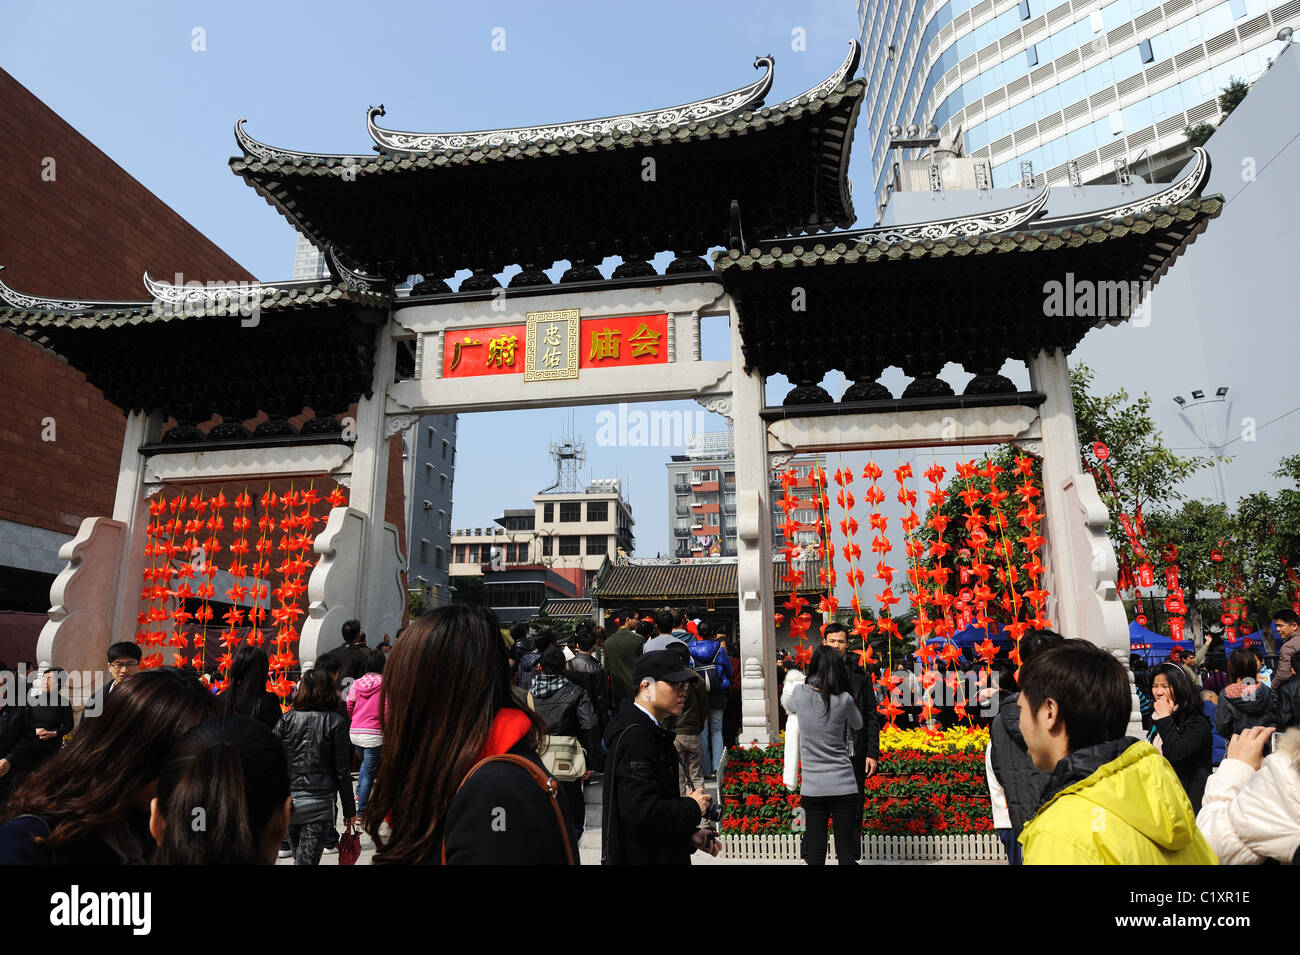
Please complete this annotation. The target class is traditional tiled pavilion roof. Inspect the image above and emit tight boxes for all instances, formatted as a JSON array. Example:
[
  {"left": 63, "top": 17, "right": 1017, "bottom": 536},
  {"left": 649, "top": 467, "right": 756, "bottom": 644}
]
[
  {"left": 594, "top": 558, "right": 825, "bottom": 601},
  {"left": 230, "top": 43, "right": 864, "bottom": 287},
  {"left": 0, "top": 271, "right": 391, "bottom": 421},
  {"left": 541, "top": 597, "right": 595, "bottom": 620},
  {"left": 713, "top": 148, "right": 1221, "bottom": 403}
]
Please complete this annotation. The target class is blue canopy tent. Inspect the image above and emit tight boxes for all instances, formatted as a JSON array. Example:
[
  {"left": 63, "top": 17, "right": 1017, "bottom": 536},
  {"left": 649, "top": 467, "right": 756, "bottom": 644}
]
[{"left": 1129, "top": 620, "right": 1192, "bottom": 665}]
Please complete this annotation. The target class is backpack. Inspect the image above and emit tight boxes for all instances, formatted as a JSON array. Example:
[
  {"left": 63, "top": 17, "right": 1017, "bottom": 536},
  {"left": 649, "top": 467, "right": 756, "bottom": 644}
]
[
  {"left": 688, "top": 641, "right": 730, "bottom": 693},
  {"left": 538, "top": 734, "right": 587, "bottom": 781}
]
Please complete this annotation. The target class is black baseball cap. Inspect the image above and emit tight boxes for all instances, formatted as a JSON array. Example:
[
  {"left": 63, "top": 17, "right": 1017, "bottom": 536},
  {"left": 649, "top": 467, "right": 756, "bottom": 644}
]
[{"left": 633, "top": 650, "right": 695, "bottom": 686}]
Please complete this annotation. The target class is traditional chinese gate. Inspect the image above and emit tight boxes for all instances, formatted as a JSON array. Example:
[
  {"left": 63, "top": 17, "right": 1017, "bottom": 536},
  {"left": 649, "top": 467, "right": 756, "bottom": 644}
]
[{"left": 2, "top": 39, "right": 1221, "bottom": 741}]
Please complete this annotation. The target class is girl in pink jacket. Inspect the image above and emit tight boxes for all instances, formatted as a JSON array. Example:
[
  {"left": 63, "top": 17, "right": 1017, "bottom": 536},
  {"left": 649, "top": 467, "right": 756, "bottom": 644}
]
[{"left": 345, "top": 649, "right": 385, "bottom": 813}]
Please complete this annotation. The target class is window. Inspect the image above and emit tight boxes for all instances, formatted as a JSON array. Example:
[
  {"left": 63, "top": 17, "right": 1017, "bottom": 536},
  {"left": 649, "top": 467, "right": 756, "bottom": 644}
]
[
  {"left": 559, "top": 536, "right": 581, "bottom": 556},
  {"left": 560, "top": 502, "right": 582, "bottom": 522},
  {"left": 541, "top": 536, "right": 553, "bottom": 556},
  {"left": 1138, "top": 38, "right": 1153, "bottom": 63},
  {"left": 586, "top": 501, "right": 608, "bottom": 523},
  {"left": 441, "top": 439, "right": 448, "bottom": 460},
  {"left": 419, "top": 539, "right": 429, "bottom": 562},
  {"left": 424, "top": 463, "right": 433, "bottom": 482},
  {"left": 439, "top": 473, "right": 446, "bottom": 492},
  {"left": 1018, "top": 0, "right": 1030, "bottom": 19},
  {"left": 543, "top": 503, "right": 554, "bottom": 523},
  {"left": 435, "top": 546, "right": 445, "bottom": 570},
  {"left": 1026, "top": 44, "right": 1038, "bottom": 67},
  {"left": 426, "top": 427, "right": 434, "bottom": 449},
  {"left": 586, "top": 535, "right": 607, "bottom": 556}
]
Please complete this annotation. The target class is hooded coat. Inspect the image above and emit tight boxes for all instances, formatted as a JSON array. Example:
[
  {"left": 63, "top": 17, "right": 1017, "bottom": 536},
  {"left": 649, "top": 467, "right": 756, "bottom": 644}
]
[
  {"left": 1196, "top": 727, "right": 1300, "bottom": 864},
  {"left": 1215, "top": 681, "right": 1274, "bottom": 740},
  {"left": 1019, "top": 738, "right": 1218, "bottom": 865},
  {"left": 531, "top": 673, "right": 600, "bottom": 760}
]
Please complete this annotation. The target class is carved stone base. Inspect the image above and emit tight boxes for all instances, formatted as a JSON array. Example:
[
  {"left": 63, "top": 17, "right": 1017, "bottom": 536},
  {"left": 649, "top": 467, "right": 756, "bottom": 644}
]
[
  {"left": 459, "top": 269, "right": 501, "bottom": 292},
  {"left": 902, "top": 375, "right": 955, "bottom": 398},
  {"left": 509, "top": 264, "right": 553, "bottom": 287},
  {"left": 411, "top": 276, "right": 451, "bottom": 295},
  {"left": 963, "top": 373, "right": 1017, "bottom": 395},
  {"left": 161, "top": 420, "right": 203, "bottom": 443},
  {"left": 253, "top": 414, "right": 298, "bottom": 437},
  {"left": 612, "top": 255, "right": 657, "bottom": 278},
  {"left": 843, "top": 379, "right": 893, "bottom": 401},
  {"left": 783, "top": 382, "right": 834, "bottom": 405},
  {"left": 207, "top": 417, "right": 252, "bottom": 440},
  {"left": 666, "top": 253, "right": 711, "bottom": 274},
  {"left": 300, "top": 414, "right": 342, "bottom": 435},
  {"left": 561, "top": 261, "right": 603, "bottom": 283}
]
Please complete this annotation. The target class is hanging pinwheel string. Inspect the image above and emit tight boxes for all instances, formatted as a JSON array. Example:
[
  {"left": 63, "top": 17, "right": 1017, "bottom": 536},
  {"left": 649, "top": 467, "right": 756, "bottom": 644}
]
[
  {"left": 775, "top": 468, "right": 812, "bottom": 665},
  {"left": 832, "top": 460, "right": 876, "bottom": 671}
]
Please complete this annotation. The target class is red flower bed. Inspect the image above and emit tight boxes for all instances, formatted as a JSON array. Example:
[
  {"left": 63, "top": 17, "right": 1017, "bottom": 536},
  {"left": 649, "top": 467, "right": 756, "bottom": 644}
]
[{"left": 720, "top": 744, "right": 994, "bottom": 836}]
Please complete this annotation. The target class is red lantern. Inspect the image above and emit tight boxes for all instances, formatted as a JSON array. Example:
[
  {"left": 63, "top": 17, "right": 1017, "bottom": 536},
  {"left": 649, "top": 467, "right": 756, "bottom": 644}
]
[
  {"left": 1135, "top": 614, "right": 1148, "bottom": 626},
  {"left": 1169, "top": 617, "right": 1185, "bottom": 640},
  {"left": 1164, "top": 595, "right": 1186, "bottom": 615},
  {"left": 1161, "top": 544, "right": 1179, "bottom": 563},
  {"left": 1093, "top": 442, "right": 1110, "bottom": 461},
  {"left": 959, "top": 587, "right": 974, "bottom": 604},
  {"left": 1137, "top": 563, "right": 1155, "bottom": 588},
  {"left": 1221, "top": 612, "right": 1236, "bottom": 626},
  {"left": 1164, "top": 567, "right": 1180, "bottom": 591},
  {"left": 1210, "top": 549, "right": 1223, "bottom": 563},
  {"left": 959, "top": 567, "right": 971, "bottom": 586}
]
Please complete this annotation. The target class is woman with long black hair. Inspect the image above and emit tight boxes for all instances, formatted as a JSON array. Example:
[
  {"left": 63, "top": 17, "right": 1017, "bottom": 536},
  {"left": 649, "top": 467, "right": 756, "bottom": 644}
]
[
  {"left": 1149, "top": 661, "right": 1213, "bottom": 812},
  {"left": 218, "top": 646, "right": 283, "bottom": 729},
  {"left": 365, "top": 605, "right": 575, "bottom": 864},
  {"left": 150, "top": 716, "right": 290, "bottom": 864},
  {"left": 784, "top": 645, "right": 862, "bottom": 865},
  {"left": 0, "top": 668, "right": 216, "bottom": 864},
  {"left": 274, "top": 669, "right": 355, "bottom": 866}
]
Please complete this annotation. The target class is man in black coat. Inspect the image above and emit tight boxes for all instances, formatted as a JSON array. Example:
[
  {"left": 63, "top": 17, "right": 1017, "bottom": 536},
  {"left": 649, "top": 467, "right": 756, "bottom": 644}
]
[
  {"left": 566, "top": 626, "right": 610, "bottom": 744},
  {"left": 0, "top": 663, "right": 33, "bottom": 809},
  {"left": 319, "top": 619, "right": 368, "bottom": 690},
  {"left": 601, "top": 651, "right": 718, "bottom": 865}
]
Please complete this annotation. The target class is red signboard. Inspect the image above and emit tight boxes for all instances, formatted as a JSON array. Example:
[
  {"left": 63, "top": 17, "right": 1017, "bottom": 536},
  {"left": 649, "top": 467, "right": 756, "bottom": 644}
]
[
  {"left": 579, "top": 313, "right": 669, "bottom": 368},
  {"left": 443, "top": 313, "right": 669, "bottom": 379}
]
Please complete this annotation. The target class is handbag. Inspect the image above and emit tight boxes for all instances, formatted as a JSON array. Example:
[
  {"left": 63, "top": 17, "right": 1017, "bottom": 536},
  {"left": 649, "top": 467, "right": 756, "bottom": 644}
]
[
  {"left": 538, "top": 734, "right": 587, "bottom": 782},
  {"left": 440, "top": 754, "right": 576, "bottom": 865},
  {"left": 337, "top": 823, "right": 362, "bottom": 866}
]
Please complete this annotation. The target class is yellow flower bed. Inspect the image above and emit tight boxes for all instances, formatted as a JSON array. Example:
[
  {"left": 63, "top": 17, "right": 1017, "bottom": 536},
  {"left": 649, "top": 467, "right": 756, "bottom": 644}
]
[{"left": 879, "top": 725, "right": 990, "bottom": 754}]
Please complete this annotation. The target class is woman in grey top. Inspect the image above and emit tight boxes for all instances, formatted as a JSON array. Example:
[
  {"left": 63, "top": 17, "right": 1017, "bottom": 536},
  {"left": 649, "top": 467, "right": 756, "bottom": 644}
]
[{"left": 785, "top": 647, "right": 863, "bottom": 865}]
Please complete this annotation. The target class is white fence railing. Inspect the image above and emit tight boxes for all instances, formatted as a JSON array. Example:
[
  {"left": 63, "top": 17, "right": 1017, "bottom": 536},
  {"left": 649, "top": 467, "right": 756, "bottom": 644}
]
[{"left": 721, "top": 833, "right": 1005, "bottom": 862}]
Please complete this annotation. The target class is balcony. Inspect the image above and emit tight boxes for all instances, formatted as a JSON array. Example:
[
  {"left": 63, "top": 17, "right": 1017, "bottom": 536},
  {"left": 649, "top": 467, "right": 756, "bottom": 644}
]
[
  {"left": 674, "top": 527, "right": 691, "bottom": 537},
  {"left": 674, "top": 482, "right": 690, "bottom": 494},
  {"left": 675, "top": 505, "right": 690, "bottom": 517}
]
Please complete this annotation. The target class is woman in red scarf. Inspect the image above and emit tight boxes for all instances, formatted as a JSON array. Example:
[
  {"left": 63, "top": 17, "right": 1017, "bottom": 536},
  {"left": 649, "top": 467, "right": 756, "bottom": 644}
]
[{"left": 364, "top": 605, "right": 576, "bottom": 864}]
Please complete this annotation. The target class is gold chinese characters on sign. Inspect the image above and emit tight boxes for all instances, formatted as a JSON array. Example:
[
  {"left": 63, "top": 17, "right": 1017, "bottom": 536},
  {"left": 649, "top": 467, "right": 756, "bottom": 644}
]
[{"left": 524, "top": 309, "right": 580, "bottom": 381}]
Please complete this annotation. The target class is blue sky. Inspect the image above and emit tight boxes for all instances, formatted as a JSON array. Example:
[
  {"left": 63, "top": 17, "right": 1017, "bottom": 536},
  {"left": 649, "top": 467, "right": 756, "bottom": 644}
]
[{"left": 2, "top": 0, "right": 882, "bottom": 564}]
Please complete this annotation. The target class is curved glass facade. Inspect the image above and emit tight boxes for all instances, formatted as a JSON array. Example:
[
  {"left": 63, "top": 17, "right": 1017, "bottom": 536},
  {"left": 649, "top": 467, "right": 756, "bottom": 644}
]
[{"left": 860, "top": 0, "right": 1297, "bottom": 212}]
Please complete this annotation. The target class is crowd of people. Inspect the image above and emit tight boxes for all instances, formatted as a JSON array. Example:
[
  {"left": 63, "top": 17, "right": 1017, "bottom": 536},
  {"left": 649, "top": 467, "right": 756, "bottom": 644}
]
[{"left": 0, "top": 603, "right": 1296, "bottom": 866}]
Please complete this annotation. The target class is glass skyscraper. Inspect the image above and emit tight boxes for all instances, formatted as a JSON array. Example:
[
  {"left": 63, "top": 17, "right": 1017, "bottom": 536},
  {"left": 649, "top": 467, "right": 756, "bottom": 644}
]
[{"left": 859, "top": 0, "right": 1298, "bottom": 211}]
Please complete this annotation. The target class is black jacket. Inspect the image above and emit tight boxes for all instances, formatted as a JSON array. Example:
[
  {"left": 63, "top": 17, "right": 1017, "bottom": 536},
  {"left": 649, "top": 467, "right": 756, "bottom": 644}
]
[
  {"left": 989, "top": 693, "right": 1051, "bottom": 836},
  {"left": 601, "top": 700, "right": 701, "bottom": 865},
  {"left": 1214, "top": 682, "right": 1274, "bottom": 739},
  {"left": 274, "top": 709, "right": 356, "bottom": 820},
  {"left": 566, "top": 653, "right": 609, "bottom": 724},
  {"left": 1150, "top": 711, "right": 1212, "bottom": 812},
  {"left": 28, "top": 703, "right": 73, "bottom": 770},
  {"left": 846, "top": 662, "right": 881, "bottom": 763},
  {"left": 220, "top": 689, "right": 283, "bottom": 730},
  {"left": 0, "top": 703, "right": 33, "bottom": 802},
  {"left": 437, "top": 739, "right": 576, "bottom": 864},
  {"left": 532, "top": 674, "right": 600, "bottom": 760}
]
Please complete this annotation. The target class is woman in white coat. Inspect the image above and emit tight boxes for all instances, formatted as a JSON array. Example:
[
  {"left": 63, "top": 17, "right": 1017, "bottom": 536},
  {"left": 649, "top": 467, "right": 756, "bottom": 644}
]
[{"left": 1196, "top": 726, "right": 1300, "bottom": 864}]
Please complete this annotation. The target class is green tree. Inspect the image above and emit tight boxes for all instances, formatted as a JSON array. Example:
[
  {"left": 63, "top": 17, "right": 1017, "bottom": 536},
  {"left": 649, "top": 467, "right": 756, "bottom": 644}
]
[
  {"left": 1184, "top": 122, "right": 1215, "bottom": 147},
  {"left": 1218, "top": 77, "right": 1249, "bottom": 119},
  {"left": 1071, "top": 364, "right": 1221, "bottom": 555},
  {"left": 1141, "top": 499, "right": 1235, "bottom": 637},
  {"left": 449, "top": 574, "right": 485, "bottom": 607}
]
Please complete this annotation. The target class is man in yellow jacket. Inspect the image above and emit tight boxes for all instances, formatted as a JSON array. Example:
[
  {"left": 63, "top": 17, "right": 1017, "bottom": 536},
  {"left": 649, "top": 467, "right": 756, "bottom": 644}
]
[{"left": 1017, "top": 639, "right": 1217, "bottom": 865}]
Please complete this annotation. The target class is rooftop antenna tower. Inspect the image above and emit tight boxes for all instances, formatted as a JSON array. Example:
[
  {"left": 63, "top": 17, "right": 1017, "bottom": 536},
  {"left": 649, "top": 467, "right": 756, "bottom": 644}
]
[{"left": 541, "top": 408, "right": 585, "bottom": 493}]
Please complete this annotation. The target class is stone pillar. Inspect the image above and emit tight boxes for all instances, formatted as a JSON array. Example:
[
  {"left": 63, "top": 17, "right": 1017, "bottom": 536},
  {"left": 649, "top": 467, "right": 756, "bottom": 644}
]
[
  {"left": 352, "top": 315, "right": 400, "bottom": 643},
  {"left": 1028, "top": 348, "right": 1138, "bottom": 733},
  {"left": 729, "top": 301, "right": 776, "bottom": 745}
]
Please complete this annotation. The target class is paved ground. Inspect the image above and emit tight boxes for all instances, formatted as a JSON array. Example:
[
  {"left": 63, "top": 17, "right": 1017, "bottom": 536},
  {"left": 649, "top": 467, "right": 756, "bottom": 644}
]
[{"left": 277, "top": 775, "right": 1000, "bottom": 866}]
